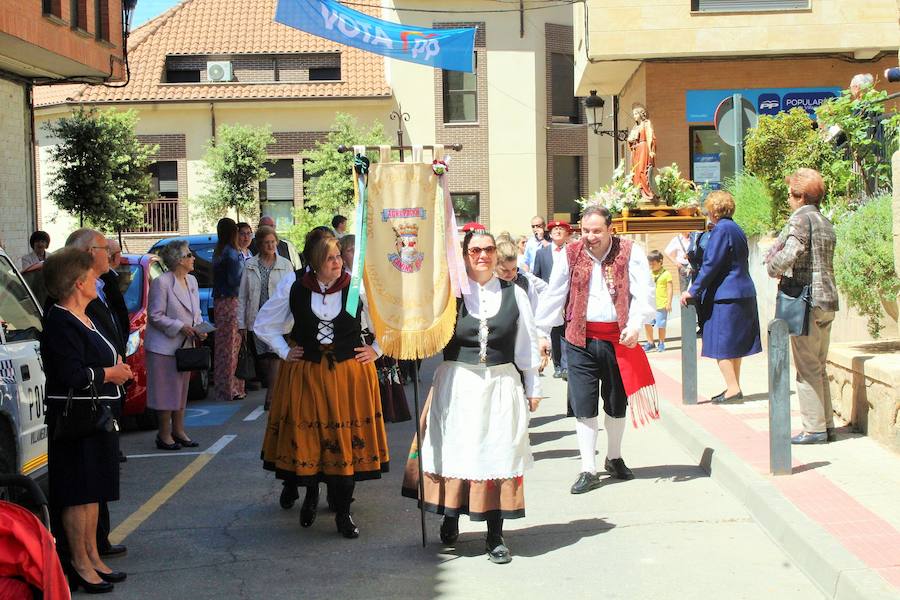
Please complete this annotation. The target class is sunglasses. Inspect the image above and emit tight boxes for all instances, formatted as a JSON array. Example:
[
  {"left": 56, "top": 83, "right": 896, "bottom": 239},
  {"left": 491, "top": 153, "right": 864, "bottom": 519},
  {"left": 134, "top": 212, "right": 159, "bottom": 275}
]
[
  {"left": 467, "top": 245, "right": 497, "bottom": 257},
  {"left": 531, "top": 224, "right": 545, "bottom": 229}
]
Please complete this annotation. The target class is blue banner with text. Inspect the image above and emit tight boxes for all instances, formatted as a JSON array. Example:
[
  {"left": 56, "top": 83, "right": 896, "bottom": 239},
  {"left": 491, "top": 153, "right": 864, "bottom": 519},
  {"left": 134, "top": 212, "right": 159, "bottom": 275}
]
[{"left": 275, "top": 0, "right": 476, "bottom": 73}]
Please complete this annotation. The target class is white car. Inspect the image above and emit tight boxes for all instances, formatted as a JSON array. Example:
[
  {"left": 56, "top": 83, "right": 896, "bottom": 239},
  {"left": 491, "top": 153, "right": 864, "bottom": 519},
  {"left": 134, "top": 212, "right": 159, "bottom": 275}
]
[{"left": 0, "top": 247, "right": 47, "bottom": 496}]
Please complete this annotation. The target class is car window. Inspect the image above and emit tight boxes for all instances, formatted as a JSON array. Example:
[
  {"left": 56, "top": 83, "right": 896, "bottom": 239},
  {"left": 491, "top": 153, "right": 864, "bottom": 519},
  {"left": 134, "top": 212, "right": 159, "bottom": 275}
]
[
  {"left": 149, "top": 261, "right": 165, "bottom": 279},
  {"left": 120, "top": 265, "right": 143, "bottom": 315},
  {"left": 190, "top": 243, "right": 215, "bottom": 288},
  {"left": 0, "top": 256, "right": 43, "bottom": 343}
]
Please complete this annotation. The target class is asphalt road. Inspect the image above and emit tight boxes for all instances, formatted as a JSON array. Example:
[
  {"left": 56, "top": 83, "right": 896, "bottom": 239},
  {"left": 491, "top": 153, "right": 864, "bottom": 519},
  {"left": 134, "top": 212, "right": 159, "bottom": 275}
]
[{"left": 104, "top": 357, "right": 824, "bottom": 600}]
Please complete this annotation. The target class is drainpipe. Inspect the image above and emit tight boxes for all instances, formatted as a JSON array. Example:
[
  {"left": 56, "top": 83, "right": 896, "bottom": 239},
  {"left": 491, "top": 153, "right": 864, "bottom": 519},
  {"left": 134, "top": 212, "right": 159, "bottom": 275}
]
[{"left": 210, "top": 102, "right": 216, "bottom": 142}]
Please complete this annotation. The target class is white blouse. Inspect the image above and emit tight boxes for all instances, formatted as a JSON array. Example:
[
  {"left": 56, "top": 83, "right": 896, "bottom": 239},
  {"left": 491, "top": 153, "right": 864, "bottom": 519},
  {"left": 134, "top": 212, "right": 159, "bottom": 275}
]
[
  {"left": 460, "top": 276, "right": 543, "bottom": 399},
  {"left": 253, "top": 272, "right": 381, "bottom": 360},
  {"left": 534, "top": 241, "right": 655, "bottom": 337}
]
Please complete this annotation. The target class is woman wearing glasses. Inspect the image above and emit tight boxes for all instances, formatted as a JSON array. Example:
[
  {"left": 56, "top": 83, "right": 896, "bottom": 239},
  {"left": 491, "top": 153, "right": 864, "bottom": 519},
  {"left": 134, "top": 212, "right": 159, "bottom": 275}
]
[
  {"left": 146, "top": 240, "right": 206, "bottom": 450},
  {"left": 402, "top": 230, "right": 543, "bottom": 565}
]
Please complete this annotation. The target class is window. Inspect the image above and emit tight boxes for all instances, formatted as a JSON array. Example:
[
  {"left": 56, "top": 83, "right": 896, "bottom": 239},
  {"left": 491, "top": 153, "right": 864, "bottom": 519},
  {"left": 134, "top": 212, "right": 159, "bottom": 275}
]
[
  {"left": 166, "top": 69, "right": 201, "bottom": 83},
  {"left": 149, "top": 161, "right": 178, "bottom": 198},
  {"left": 0, "top": 257, "right": 43, "bottom": 343},
  {"left": 553, "top": 156, "right": 581, "bottom": 220},
  {"left": 260, "top": 159, "right": 295, "bottom": 230},
  {"left": 691, "top": 0, "right": 808, "bottom": 11},
  {"left": 689, "top": 126, "right": 734, "bottom": 190},
  {"left": 309, "top": 67, "right": 341, "bottom": 81},
  {"left": 70, "top": 0, "right": 88, "bottom": 30},
  {"left": 551, "top": 53, "right": 579, "bottom": 124},
  {"left": 94, "top": 0, "right": 109, "bottom": 41},
  {"left": 119, "top": 264, "right": 143, "bottom": 315},
  {"left": 442, "top": 57, "right": 477, "bottom": 123},
  {"left": 451, "top": 193, "right": 479, "bottom": 224},
  {"left": 42, "top": 0, "right": 61, "bottom": 17}
]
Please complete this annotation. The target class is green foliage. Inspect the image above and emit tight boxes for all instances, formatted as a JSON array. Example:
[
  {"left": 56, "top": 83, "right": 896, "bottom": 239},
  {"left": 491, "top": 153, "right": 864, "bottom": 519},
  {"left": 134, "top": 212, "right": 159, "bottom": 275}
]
[
  {"left": 45, "top": 108, "right": 156, "bottom": 231},
  {"left": 744, "top": 108, "right": 852, "bottom": 230},
  {"left": 579, "top": 160, "right": 641, "bottom": 216},
  {"left": 282, "top": 113, "right": 390, "bottom": 246},
  {"left": 654, "top": 163, "right": 701, "bottom": 208},
  {"left": 833, "top": 194, "right": 900, "bottom": 338},
  {"left": 198, "top": 123, "right": 275, "bottom": 222},
  {"left": 726, "top": 174, "right": 774, "bottom": 238}
]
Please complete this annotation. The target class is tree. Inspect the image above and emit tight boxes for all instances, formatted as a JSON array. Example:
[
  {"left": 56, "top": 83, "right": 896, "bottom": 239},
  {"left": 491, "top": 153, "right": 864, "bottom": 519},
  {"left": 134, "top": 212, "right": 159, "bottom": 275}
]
[
  {"left": 198, "top": 123, "right": 275, "bottom": 222},
  {"left": 45, "top": 108, "right": 156, "bottom": 231},
  {"left": 285, "top": 113, "right": 389, "bottom": 247}
]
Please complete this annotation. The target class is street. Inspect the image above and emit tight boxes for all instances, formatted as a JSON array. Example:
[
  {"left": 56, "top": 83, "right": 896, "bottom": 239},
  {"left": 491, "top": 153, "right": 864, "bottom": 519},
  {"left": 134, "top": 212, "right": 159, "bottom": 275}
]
[{"left": 106, "top": 358, "right": 823, "bottom": 600}]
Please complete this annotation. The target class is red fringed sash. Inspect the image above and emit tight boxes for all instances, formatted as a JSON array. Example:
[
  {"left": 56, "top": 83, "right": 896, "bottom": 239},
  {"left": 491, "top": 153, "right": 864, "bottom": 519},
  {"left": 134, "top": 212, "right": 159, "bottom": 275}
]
[{"left": 585, "top": 321, "right": 660, "bottom": 428}]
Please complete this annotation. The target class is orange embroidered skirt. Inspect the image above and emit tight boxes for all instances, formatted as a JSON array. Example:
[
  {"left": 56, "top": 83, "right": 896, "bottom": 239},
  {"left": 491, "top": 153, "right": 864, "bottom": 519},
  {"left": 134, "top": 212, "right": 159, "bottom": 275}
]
[{"left": 261, "top": 354, "right": 389, "bottom": 485}]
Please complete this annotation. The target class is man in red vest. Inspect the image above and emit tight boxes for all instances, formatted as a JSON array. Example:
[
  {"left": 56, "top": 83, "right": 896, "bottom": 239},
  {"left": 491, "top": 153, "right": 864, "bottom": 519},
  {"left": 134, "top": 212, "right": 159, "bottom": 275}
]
[{"left": 535, "top": 205, "right": 657, "bottom": 494}]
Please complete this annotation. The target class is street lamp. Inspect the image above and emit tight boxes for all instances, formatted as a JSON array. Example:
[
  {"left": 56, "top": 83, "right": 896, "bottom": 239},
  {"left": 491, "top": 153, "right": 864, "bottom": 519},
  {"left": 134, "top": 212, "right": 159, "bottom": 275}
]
[{"left": 585, "top": 90, "right": 627, "bottom": 141}]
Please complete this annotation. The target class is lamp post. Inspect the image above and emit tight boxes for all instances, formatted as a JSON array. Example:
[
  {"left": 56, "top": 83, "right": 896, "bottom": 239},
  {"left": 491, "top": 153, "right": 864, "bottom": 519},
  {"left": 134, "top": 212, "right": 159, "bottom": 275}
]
[
  {"left": 585, "top": 90, "right": 628, "bottom": 166},
  {"left": 390, "top": 104, "right": 411, "bottom": 161}
]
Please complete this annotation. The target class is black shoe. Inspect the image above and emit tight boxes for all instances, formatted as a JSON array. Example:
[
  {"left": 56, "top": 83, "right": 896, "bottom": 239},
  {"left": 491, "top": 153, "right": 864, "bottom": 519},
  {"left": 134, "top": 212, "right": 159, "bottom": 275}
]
[
  {"left": 826, "top": 427, "right": 837, "bottom": 442},
  {"left": 712, "top": 391, "right": 743, "bottom": 404},
  {"left": 98, "top": 544, "right": 127, "bottom": 558},
  {"left": 280, "top": 483, "right": 299, "bottom": 509},
  {"left": 96, "top": 570, "right": 127, "bottom": 583},
  {"left": 155, "top": 437, "right": 181, "bottom": 451},
  {"left": 118, "top": 451, "right": 127, "bottom": 463},
  {"left": 561, "top": 369, "right": 568, "bottom": 381},
  {"left": 68, "top": 568, "right": 114, "bottom": 594},
  {"left": 336, "top": 512, "right": 360, "bottom": 539},
  {"left": 570, "top": 471, "right": 602, "bottom": 494},
  {"left": 605, "top": 457, "right": 635, "bottom": 480},
  {"left": 300, "top": 488, "right": 319, "bottom": 527},
  {"left": 440, "top": 516, "right": 459, "bottom": 545},
  {"left": 486, "top": 537, "right": 512, "bottom": 564},
  {"left": 172, "top": 435, "right": 199, "bottom": 448},
  {"left": 710, "top": 390, "right": 727, "bottom": 403},
  {"left": 553, "top": 367, "right": 562, "bottom": 379}
]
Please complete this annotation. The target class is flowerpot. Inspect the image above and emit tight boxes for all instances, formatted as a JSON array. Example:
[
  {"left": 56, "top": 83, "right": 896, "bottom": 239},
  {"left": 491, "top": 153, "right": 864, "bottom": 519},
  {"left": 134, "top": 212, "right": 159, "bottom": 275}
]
[{"left": 676, "top": 207, "right": 695, "bottom": 216}]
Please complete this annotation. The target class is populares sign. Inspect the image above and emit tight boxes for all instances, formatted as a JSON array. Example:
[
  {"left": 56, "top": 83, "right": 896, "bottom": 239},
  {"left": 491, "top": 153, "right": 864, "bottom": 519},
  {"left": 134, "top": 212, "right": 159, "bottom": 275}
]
[
  {"left": 686, "top": 87, "right": 840, "bottom": 123},
  {"left": 275, "top": 0, "right": 476, "bottom": 73}
]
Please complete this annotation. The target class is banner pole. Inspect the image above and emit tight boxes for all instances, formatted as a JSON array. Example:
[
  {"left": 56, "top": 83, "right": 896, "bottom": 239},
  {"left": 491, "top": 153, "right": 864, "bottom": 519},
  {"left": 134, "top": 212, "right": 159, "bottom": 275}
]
[{"left": 412, "top": 361, "right": 427, "bottom": 547}]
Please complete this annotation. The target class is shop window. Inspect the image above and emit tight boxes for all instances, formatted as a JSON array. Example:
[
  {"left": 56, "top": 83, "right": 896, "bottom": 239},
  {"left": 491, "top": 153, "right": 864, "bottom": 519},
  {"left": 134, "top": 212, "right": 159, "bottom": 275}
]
[
  {"left": 94, "top": 0, "right": 110, "bottom": 41},
  {"left": 691, "top": 0, "right": 808, "bottom": 11},
  {"left": 551, "top": 53, "right": 579, "bottom": 124},
  {"left": 689, "top": 126, "right": 737, "bottom": 190},
  {"left": 442, "top": 55, "right": 478, "bottom": 124},
  {"left": 553, "top": 156, "right": 581, "bottom": 220},
  {"left": 451, "top": 193, "right": 479, "bottom": 224},
  {"left": 260, "top": 159, "right": 295, "bottom": 230}
]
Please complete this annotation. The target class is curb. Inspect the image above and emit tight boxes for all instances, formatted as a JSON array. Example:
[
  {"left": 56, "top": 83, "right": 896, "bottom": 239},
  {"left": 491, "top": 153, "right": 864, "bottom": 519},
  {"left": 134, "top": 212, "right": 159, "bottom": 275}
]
[{"left": 659, "top": 399, "right": 900, "bottom": 600}]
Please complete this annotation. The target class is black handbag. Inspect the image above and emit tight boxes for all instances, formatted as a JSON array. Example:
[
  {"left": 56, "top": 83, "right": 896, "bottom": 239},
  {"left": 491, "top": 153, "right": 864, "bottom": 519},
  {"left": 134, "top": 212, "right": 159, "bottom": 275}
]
[
  {"left": 52, "top": 384, "right": 117, "bottom": 442},
  {"left": 175, "top": 338, "right": 211, "bottom": 373},
  {"left": 235, "top": 339, "right": 256, "bottom": 380},
  {"left": 775, "top": 214, "right": 814, "bottom": 336}
]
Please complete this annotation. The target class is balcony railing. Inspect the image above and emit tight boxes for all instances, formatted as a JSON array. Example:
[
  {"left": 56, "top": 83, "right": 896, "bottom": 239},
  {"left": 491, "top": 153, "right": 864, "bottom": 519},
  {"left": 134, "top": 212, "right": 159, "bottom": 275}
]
[{"left": 124, "top": 198, "right": 180, "bottom": 233}]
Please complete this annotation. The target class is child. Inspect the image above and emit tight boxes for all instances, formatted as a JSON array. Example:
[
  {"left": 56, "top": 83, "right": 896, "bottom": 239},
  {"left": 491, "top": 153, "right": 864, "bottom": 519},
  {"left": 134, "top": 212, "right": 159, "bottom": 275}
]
[{"left": 643, "top": 250, "right": 673, "bottom": 352}]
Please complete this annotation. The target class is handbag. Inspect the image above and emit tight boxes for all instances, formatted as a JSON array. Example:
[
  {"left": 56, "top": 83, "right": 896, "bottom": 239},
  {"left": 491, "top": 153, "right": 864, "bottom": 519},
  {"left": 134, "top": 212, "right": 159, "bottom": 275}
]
[
  {"left": 235, "top": 338, "right": 256, "bottom": 380},
  {"left": 175, "top": 336, "right": 211, "bottom": 373},
  {"left": 775, "top": 214, "right": 814, "bottom": 336},
  {"left": 52, "top": 384, "right": 117, "bottom": 442}
]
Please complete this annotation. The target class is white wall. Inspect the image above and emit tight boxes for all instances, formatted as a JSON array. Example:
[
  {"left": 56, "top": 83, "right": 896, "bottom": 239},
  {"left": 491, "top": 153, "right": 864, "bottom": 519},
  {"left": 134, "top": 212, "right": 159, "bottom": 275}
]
[{"left": 0, "top": 77, "right": 35, "bottom": 260}]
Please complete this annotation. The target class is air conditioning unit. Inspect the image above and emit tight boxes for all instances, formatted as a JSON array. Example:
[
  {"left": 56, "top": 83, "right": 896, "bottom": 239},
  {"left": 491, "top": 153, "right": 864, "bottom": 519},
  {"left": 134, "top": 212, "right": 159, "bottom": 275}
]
[{"left": 206, "top": 61, "right": 232, "bottom": 82}]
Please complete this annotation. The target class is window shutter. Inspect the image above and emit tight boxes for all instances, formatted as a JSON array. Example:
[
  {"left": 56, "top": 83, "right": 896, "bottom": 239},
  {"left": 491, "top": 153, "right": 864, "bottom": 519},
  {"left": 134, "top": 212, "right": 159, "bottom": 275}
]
[{"left": 693, "top": 0, "right": 808, "bottom": 11}]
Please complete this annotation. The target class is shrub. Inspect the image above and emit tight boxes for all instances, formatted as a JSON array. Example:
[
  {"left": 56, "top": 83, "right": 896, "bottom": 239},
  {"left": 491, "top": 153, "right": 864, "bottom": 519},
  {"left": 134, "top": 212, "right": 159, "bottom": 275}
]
[
  {"left": 726, "top": 174, "right": 774, "bottom": 238},
  {"left": 833, "top": 194, "right": 899, "bottom": 338}
]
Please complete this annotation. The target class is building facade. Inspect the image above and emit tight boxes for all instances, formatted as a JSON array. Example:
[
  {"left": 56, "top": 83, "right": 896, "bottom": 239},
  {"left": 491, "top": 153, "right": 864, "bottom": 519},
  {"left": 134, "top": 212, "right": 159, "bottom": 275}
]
[{"left": 1, "top": 0, "right": 125, "bottom": 258}]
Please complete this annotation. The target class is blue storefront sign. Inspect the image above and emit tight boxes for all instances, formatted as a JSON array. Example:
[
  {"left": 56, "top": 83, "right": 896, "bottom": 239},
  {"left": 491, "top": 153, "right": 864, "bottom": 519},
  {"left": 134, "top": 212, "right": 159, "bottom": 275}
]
[
  {"left": 686, "top": 87, "right": 840, "bottom": 123},
  {"left": 275, "top": 0, "right": 476, "bottom": 72}
]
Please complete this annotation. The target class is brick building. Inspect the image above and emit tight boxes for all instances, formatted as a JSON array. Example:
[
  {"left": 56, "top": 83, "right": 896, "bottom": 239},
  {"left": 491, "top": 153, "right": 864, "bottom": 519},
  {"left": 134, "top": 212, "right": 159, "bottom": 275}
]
[{"left": 0, "top": 0, "right": 126, "bottom": 259}]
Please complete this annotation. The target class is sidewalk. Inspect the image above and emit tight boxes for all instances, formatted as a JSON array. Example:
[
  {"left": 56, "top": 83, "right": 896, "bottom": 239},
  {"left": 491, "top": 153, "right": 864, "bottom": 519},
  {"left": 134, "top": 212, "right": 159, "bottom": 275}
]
[{"left": 645, "top": 326, "right": 900, "bottom": 600}]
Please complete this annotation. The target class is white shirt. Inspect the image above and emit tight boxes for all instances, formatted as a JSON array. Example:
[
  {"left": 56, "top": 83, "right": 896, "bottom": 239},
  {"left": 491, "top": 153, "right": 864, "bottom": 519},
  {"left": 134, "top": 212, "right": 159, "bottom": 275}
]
[
  {"left": 253, "top": 272, "right": 380, "bottom": 360},
  {"left": 534, "top": 240, "right": 655, "bottom": 338},
  {"left": 551, "top": 242, "right": 567, "bottom": 270},
  {"left": 665, "top": 234, "right": 691, "bottom": 267},
  {"left": 459, "top": 277, "right": 543, "bottom": 398}
]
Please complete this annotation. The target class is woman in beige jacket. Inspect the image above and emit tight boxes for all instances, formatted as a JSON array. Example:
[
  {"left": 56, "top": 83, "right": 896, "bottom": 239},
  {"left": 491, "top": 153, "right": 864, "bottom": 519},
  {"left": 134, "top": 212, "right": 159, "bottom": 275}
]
[{"left": 238, "top": 226, "right": 294, "bottom": 409}]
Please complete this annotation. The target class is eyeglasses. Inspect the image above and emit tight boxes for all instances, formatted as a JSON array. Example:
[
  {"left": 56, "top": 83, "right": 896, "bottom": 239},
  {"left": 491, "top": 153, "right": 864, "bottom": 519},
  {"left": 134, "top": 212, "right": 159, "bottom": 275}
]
[
  {"left": 90, "top": 245, "right": 111, "bottom": 255},
  {"left": 531, "top": 224, "right": 545, "bottom": 229},
  {"left": 467, "top": 245, "right": 496, "bottom": 257},
  {"left": 182, "top": 252, "right": 193, "bottom": 259}
]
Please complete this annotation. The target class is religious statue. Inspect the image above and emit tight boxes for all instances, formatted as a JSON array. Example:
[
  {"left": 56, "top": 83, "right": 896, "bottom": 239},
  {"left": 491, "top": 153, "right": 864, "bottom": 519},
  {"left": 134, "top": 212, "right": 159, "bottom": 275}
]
[{"left": 627, "top": 103, "right": 656, "bottom": 201}]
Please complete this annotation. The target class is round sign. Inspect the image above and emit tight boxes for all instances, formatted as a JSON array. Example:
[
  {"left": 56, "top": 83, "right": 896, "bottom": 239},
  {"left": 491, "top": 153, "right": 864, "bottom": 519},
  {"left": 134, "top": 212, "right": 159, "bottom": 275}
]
[{"left": 714, "top": 96, "right": 758, "bottom": 147}]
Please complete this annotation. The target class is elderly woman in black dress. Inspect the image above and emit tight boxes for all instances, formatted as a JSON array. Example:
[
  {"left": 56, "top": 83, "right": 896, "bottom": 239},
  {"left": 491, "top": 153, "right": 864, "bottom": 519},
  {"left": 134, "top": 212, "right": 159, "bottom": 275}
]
[{"left": 42, "top": 247, "right": 133, "bottom": 593}]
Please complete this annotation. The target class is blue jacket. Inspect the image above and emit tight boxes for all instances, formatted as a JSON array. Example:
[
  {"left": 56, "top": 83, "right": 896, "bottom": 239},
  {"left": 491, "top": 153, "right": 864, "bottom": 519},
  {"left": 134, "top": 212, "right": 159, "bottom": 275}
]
[
  {"left": 688, "top": 217, "right": 756, "bottom": 302},
  {"left": 212, "top": 246, "right": 244, "bottom": 299}
]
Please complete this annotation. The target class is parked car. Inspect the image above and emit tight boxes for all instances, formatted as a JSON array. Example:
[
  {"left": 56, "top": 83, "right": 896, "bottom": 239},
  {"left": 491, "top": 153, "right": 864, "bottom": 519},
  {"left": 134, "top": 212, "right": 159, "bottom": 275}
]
[{"left": 0, "top": 246, "right": 47, "bottom": 498}]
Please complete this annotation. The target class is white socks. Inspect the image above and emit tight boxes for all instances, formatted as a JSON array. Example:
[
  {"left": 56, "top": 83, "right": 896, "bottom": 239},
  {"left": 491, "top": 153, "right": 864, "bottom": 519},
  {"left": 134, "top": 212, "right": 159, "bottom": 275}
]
[
  {"left": 606, "top": 414, "right": 625, "bottom": 460},
  {"left": 575, "top": 417, "right": 598, "bottom": 473}
]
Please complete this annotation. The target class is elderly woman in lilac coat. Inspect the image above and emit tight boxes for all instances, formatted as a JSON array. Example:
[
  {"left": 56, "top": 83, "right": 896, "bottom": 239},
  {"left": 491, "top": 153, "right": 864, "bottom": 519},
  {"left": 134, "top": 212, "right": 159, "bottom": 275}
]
[{"left": 146, "top": 240, "right": 206, "bottom": 451}]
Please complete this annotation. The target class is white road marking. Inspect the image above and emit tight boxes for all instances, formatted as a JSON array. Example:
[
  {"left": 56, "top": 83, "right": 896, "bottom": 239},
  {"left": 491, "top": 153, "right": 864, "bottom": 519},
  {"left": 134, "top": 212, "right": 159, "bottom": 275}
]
[
  {"left": 126, "top": 451, "right": 204, "bottom": 459},
  {"left": 243, "top": 405, "right": 266, "bottom": 421},
  {"left": 205, "top": 434, "right": 237, "bottom": 454}
]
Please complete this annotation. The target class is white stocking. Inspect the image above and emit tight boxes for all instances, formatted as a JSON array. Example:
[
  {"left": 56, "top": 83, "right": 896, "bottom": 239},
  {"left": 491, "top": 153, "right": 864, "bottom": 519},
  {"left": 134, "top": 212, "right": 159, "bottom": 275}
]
[
  {"left": 575, "top": 417, "right": 599, "bottom": 473},
  {"left": 605, "top": 414, "right": 626, "bottom": 460}
]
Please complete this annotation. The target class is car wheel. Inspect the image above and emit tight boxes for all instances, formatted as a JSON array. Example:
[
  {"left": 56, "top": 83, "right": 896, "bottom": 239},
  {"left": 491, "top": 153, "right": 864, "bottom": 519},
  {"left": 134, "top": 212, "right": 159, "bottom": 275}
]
[
  {"left": 135, "top": 407, "right": 158, "bottom": 431},
  {"left": 188, "top": 368, "right": 210, "bottom": 400}
]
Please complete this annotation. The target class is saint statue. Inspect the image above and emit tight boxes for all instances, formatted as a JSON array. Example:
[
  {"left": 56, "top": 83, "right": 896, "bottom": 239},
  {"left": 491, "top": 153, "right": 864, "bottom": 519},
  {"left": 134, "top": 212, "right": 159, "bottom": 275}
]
[{"left": 627, "top": 103, "right": 656, "bottom": 201}]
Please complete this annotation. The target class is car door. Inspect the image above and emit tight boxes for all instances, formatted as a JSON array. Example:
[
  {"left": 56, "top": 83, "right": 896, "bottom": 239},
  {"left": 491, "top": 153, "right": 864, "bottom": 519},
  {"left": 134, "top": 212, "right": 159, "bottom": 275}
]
[{"left": 0, "top": 253, "right": 46, "bottom": 477}]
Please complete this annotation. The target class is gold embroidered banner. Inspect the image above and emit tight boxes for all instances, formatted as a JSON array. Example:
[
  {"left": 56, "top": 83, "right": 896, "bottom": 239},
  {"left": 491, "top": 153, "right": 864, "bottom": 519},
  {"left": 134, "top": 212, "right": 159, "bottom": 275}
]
[{"left": 362, "top": 149, "right": 455, "bottom": 359}]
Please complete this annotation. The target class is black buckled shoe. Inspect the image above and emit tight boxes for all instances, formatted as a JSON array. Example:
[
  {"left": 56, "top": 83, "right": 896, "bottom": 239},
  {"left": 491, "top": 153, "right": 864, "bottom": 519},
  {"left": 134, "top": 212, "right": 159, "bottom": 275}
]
[
  {"left": 280, "top": 483, "right": 299, "bottom": 510},
  {"left": 440, "top": 516, "right": 459, "bottom": 545},
  {"left": 336, "top": 513, "right": 360, "bottom": 539},
  {"left": 570, "top": 471, "right": 602, "bottom": 494},
  {"left": 96, "top": 570, "right": 127, "bottom": 583},
  {"left": 605, "top": 457, "right": 635, "bottom": 480},
  {"left": 299, "top": 487, "right": 319, "bottom": 527},
  {"left": 486, "top": 537, "right": 512, "bottom": 564}
]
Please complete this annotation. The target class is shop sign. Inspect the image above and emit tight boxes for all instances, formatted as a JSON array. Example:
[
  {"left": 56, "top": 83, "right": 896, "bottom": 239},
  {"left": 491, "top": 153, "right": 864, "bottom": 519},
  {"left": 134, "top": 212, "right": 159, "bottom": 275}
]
[{"left": 686, "top": 87, "right": 840, "bottom": 123}]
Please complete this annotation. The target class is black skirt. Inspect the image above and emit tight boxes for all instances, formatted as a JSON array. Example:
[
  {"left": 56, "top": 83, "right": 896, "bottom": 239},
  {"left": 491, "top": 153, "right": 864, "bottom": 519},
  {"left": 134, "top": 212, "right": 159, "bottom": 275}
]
[{"left": 47, "top": 404, "right": 120, "bottom": 508}]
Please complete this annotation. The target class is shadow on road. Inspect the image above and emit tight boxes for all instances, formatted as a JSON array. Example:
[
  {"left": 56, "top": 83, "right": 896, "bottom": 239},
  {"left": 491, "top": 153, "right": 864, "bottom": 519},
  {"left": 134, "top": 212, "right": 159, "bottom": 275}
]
[
  {"left": 529, "top": 430, "right": 572, "bottom": 445},
  {"left": 446, "top": 518, "right": 616, "bottom": 559}
]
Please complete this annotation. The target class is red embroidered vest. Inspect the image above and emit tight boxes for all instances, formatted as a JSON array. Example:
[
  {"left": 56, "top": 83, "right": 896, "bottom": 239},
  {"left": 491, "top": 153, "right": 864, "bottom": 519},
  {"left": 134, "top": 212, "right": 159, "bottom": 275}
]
[{"left": 564, "top": 237, "right": 633, "bottom": 347}]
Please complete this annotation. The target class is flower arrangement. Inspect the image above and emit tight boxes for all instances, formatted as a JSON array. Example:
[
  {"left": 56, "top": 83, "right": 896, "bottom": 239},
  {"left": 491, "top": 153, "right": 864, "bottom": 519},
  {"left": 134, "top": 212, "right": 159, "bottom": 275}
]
[
  {"left": 579, "top": 160, "right": 641, "bottom": 216},
  {"left": 655, "top": 163, "right": 702, "bottom": 209}
]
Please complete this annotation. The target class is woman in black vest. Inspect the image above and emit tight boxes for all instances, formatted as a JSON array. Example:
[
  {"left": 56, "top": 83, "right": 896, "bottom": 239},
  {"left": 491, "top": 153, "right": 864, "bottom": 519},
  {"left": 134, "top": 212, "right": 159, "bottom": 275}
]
[
  {"left": 254, "top": 236, "right": 388, "bottom": 539},
  {"left": 401, "top": 231, "right": 543, "bottom": 564}
]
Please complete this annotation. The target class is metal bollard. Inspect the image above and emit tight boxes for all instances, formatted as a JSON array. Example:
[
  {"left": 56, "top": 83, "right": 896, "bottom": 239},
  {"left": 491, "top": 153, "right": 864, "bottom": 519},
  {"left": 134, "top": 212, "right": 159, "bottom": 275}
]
[
  {"left": 680, "top": 301, "right": 698, "bottom": 405},
  {"left": 767, "top": 318, "right": 792, "bottom": 475}
]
